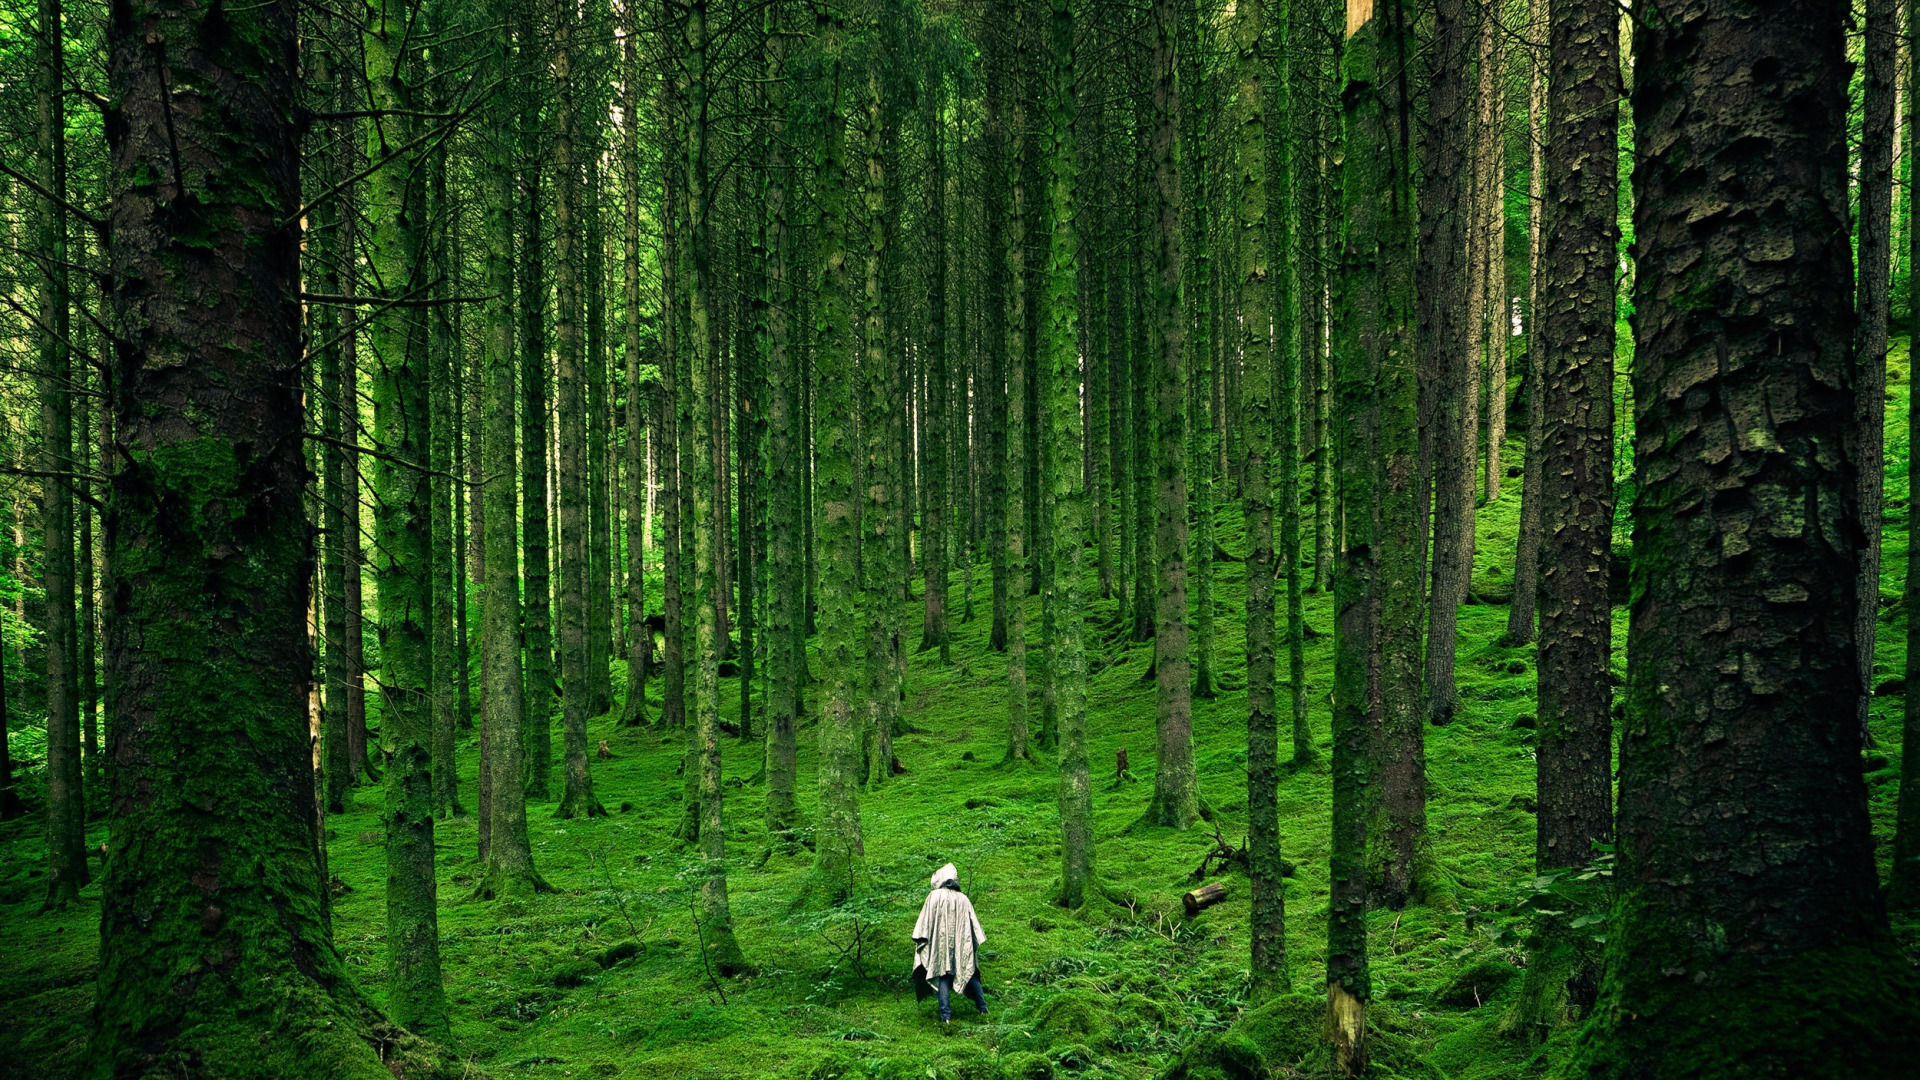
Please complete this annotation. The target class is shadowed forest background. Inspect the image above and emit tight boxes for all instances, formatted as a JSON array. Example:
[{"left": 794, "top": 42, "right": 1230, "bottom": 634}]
[{"left": 0, "top": 0, "right": 1918, "bottom": 1077}]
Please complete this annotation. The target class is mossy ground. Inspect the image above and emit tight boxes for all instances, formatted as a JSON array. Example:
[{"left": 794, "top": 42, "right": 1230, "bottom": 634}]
[{"left": 3, "top": 344, "right": 1916, "bottom": 1078}]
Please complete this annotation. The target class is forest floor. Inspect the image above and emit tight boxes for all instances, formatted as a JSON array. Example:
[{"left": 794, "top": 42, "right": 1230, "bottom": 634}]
[{"left": 3, "top": 345, "right": 1917, "bottom": 1080}]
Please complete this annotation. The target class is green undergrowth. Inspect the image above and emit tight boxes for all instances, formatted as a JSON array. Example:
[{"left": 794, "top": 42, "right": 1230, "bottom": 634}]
[{"left": 2, "top": 373, "right": 1915, "bottom": 1078}]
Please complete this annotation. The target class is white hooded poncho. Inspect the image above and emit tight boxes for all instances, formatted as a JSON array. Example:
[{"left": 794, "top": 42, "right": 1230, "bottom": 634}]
[{"left": 911, "top": 863, "right": 986, "bottom": 988}]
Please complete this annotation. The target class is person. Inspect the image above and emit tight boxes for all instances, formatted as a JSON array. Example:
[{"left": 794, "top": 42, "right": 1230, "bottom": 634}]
[{"left": 910, "top": 863, "right": 988, "bottom": 1024}]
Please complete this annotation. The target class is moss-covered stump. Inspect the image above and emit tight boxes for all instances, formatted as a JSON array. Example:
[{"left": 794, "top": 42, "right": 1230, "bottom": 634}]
[
  {"left": 1231, "top": 992, "right": 1324, "bottom": 1071},
  {"left": 1030, "top": 989, "right": 1113, "bottom": 1047},
  {"left": 1155, "top": 1032, "right": 1264, "bottom": 1080}
]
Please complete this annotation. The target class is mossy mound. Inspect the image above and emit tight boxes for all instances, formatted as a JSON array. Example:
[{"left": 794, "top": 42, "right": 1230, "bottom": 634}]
[
  {"left": 1030, "top": 989, "right": 1113, "bottom": 1047},
  {"left": 1438, "top": 960, "right": 1519, "bottom": 1008},
  {"left": 1049, "top": 1042, "right": 1104, "bottom": 1073},
  {"left": 998, "top": 1050, "right": 1056, "bottom": 1080},
  {"left": 932, "top": 1043, "right": 998, "bottom": 1080},
  {"left": 1231, "top": 991, "right": 1324, "bottom": 1069},
  {"left": 1116, "top": 992, "right": 1178, "bottom": 1031},
  {"left": 1156, "top": 1032, "right": 1264, "bottom": 1080},
  {"left": 550, "top": 958, "right": 600, "bottom": 989}
]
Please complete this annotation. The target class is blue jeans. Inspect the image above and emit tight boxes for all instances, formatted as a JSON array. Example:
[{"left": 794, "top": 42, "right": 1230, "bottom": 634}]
[{"left": 937, "top": 972, "right": 987, "bottom": 1021}]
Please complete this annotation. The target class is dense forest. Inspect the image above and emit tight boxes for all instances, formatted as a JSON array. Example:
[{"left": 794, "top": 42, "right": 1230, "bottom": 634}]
[{"left": 0, "top": 0, "right": 1918, "bottom": 1076}]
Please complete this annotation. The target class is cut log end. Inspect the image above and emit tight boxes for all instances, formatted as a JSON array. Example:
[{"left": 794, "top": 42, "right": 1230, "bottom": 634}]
[
  {"left": 1183, "top": 881, "right": 1227, "bottom": 917},
  {"left": 1329, "top": 982, "right": 1369, "bottom": 1076}
]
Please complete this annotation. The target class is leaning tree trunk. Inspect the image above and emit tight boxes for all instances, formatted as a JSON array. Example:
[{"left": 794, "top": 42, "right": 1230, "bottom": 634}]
[
  {"left": 1576, "top": 1, "right": 1920, "bottom": 1072},
  {"left": 93, "top": 0, "right": 458, "bottom": 1068}
]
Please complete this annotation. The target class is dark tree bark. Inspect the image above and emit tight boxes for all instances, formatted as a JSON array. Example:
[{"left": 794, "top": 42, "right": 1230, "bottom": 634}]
[
  {"left": 1512, "top": 0, "right": 1617, "bottom": 1037},
  {"left": 37, "top": 0, "right": 86, "bottom": 910},
  {"left": 1898, "top": 0, "right": 1920, "bottom": 914},
  {"left": 762, "top": 0, "right": 802, "bottom": 843},
  {"left": 1505, "top": 0, "right": 1547, "bottom": 647},
  {"left": 1575, "top": 1, "right": 1920, "bottom": 1071},
  {"left": 93, "top": 0, "right": 457, "bottom": 1067},
  {"left": 520, "top": 15, "right": 555, "bottom": 796},
  {"left": 1418, "top": 0, "right": 1473, "bottom": 730},
  {"left": 1857, "top": 0, "right": 1896, "bottom": 749},
  {"left": 1146, "top": 0, "right": 1199, "bottom": 831}
]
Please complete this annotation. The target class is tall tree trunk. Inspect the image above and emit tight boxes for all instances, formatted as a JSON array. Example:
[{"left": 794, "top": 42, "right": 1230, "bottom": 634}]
[
  {"left": 364, "top": 2, "right": 448, "bottom": 1033},
  {"left": 1505, "top": 0, "right": 1548, "bottom": 646},
  {"left": 1189, "top": 35, "right": 1216, "bottom": 704},
  {"left": 621, "top": 5, "right": 650, "bottom": 729},
  {"left": 1238, "top": 0, "right": 1285, "bottom": 993},
  {"left": 317, "top": 26, "right": 353, "bottom": 815},
  {"left": 921, "top": 68, "right": 951, "bottom": 661},
  {"left": 1130, "top": 182, "right": 1156, "bottom": 644},
  {"left": 1897, "top": 0, "right": 1920, "bottom": 913},
  {"left": 520, "top": 16, "right": 555, "bottom": 797},
  {"left": 660, "top": 60, "right": 688, "bottom": 733},
  {"left": 428, "top": 125, "right": 461, "bottom": 820},
  {"left": 809, "top": 4, "right": 866, "bottom": 897},
  {"left": 1579, "top": 2, "right": 1920, "bottom": 1070},
  {"left": 1146, "top": 0, "right": 1199, "bottom": 831},
  {"left": 763, "top": 0, "right": 802, "bottom": 843},
  {"left": 1419, "top": 0, "right": 1474, "bottom": 729},
  {"left": 480, "top": 0, "right": 545, "bottom": 899},
  {"left": 1510, "top": 0, "right": 1617, "bottom": 1037},
  {"left": 986, "top": 14, "right": 1012, "bottom": 657},
  {"left": 37, "top": 0, "right": 85, "bottom": 909},
  {"left": 1477, "top": 13, "right": 1510, "bottom": 506},
  {"left": 1858, "top": 0, "right": 1896, "bottom": 749},
  {"left": 93, "top": 2, "right": 446, "bottom": 1065},
  {"left": 1041, "top": 0, "right": 1095, "bottom": 909},
  {"left": 862, "top": 23, "right": 903, "bottom": 784},
  {"left": 1003, "top": 1, "right": 1034, "bottom": 766},
  {"left": 555, "top": 0, "right": 603, "bottom": 821}
]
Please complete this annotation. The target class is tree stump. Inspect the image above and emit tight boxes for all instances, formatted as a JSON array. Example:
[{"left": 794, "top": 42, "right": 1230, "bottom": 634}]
[
  {"left": 1183, "top": 881, "right": 1227, "bottom": 917},
  {"left": 1116, "top": 748, "right": 1132, "bottom": 781}
]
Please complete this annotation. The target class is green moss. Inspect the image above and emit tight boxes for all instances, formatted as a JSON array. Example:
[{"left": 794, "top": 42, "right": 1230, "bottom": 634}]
[
  {"left": 1157, "top": 1032, "right": 1263, "bottom": 1080},
  {"left": 1031, "top": 989, "right": 1113, "bottom": 1047},
  {"left": 997, "top": 1051, "right": 1055, "bottom": 1080},
  {"left": 1438, "top": 959, "right": 1519, "bottom": 1009},
  {"left": 1231, "top": 991, "right": 1323, "bottom": 1068}
]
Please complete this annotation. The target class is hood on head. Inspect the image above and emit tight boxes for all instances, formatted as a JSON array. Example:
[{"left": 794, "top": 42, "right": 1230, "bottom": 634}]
[{"left": 930, "top": 863, "right": 958, "bottom": 890}]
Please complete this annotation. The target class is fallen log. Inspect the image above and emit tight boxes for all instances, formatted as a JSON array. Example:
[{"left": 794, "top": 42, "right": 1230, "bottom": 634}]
[{"left": 1183, "top": 881, "right": 1227, "bottom": 917}]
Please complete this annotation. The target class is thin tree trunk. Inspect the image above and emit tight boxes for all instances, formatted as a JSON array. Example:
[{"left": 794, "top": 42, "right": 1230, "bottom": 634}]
[
  {"left": 762, "top": 0, "right": 801, "bottom": 842},
  {"left": 621, "top": 4, "right": 650, "bottom": 728},
  {"left": 1505, "top": 0, "right": 1548, "bottom": 646},
  {"left": 1420, "top": 0, "right": 1474, "bottom": 729},
  {"left": 1859, "top": 0, "right": 1897, "bottom": 749},
  {"left": 1237, "top": 0, "right": 1286, "bottom": 992},
  {"left": 520, "top": 18, "right": 555, "bottom": 797},
  {"left": 1145, "top": 0, "right": 1199, "bottom": 831},
  {"left": 1479, "top": 13, "right": 1510, "bottom": 506},
  {"left": 1896, "top": 0, "right": 1920, "bottom": 913}
]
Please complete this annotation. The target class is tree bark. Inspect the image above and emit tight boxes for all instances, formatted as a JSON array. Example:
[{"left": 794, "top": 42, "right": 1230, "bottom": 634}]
[
  {"left": 809, "top": 4, "right": 867, "bottom": 897},
  {"left": 1504, "top": 0, "right": 1547, "bottom": 646},
  {"left": 1147, "top": 0, "right": 1199, "bottom": 831},
  {"left": 1418, "top": 0, "right": 1474, "bottom": 730},
  {"left": 93, "top": 0, "right": 451, "bottom": 1065},
  {"left": 1858, "top": 0, "right": 1896, "bottom": 749},
  {"left": 1578, "top": 1, "right": 1920, "bottom": 1070},
  {"left": 1897, "top": 0, "right": 1920, "bottom": 914},
  {"left": 520, "top": 14, "right": 555, "bottom": 797}
]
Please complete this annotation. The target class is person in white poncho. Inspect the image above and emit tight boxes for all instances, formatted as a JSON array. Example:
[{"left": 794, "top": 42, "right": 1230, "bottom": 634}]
[{"left": 910, "top": 863, "right": 989, "bottom": 1023}]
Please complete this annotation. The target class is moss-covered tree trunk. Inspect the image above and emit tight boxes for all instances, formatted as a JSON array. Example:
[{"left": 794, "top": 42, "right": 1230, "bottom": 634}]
[
  {"left": 659, "top": 57, "right": 688, "bottom": 734},
  {"left": 363, "top": 1, "right": 448, "bottom": 1033},
  {"left": 861, "top": 21, "right": 903, "bottom": 785},
  {"left": 94, "top": 0, "right": 454, "bottom": 1067},
  {"left": 318, "top": 29, "right": 353, "bottom": 814},
  {"left": 1003, "top": 3, "right": 1034, "bottom": 767},
  {"left": 1187, "top": 27, "right": 1216, "bottom": 705},
  {"left": 1474, "top": 16, "right": 1508, "bottom": 507},
  {"left": 1146, "top": 0, "right": 1199, "bottom": 831},
  {"left": 1418, "top": 0, "right": 1473, "bottom": 730},
  {"left": 921, "top": 67, "right": 951, "bottom": 662},
  {"left": 763, "top": 0, "right": 802, "bottom": 843},
  {"left": 520, "top": 15, "right": 555, "bottom": 796},
  {"left": 479, "top": 0, "right": 545, "bottom": 899},
  {"left": 1237, "top": 0, "right": 1284, "bottom": 993},
  {"left": 1511, "top": 0, "right": 1616, "bottom": 1038},
  {"left": 619, "top": 0, "right": 650, "bottom": 729},
  {"left": 809, "top": 7, "right": 866, "bottom": 897},
  {"left": 587, "top": 149, "right": 615, "bottom": 723},
  {"left": 1279, "top": 0, "right": 1311, "bottom": 772},
  {"left": 1574, "top": 1, "right": 1920, "bottom": 1070},
  {"left": 426, "top": 71, "right": 461, "bottom": 820},
  {"left": 985, "top": 9, "right": 1012, "bottom": 658},
  {"left": 37, "top": 0, "right": 85, "bottom": 910},
  {"left": 1040, "top": 0, "right": 1093, "bottom": 907},
  {"left": 554, "top": 0, "right": 604, "bottom": 821}
]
